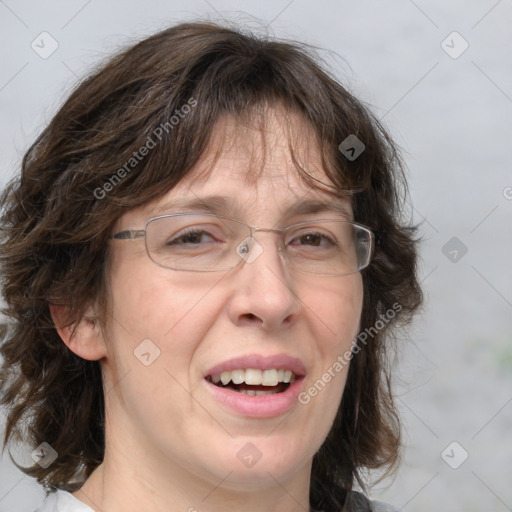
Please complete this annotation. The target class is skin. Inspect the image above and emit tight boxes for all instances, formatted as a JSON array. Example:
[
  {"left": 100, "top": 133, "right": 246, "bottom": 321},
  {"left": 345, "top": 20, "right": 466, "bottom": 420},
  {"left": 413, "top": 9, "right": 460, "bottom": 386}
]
[{"left": 52, "top": 108, "right": 364, "bottom": 512}]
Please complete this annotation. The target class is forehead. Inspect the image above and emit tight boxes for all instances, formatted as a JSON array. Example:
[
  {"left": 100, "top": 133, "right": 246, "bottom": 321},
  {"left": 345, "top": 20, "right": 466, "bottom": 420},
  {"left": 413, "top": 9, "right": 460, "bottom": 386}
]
[
  {"left": 126, "top": 107, "right": 352, "bottom": 225},
  {"left": 185, "top": 107, "right": 331, "bottom": 189}
]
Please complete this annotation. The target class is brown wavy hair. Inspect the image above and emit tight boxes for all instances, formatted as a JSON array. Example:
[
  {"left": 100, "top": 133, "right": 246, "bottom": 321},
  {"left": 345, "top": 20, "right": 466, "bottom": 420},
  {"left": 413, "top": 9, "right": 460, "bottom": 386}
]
[{"left": 0, "top": 21, "right": 422, "bottom": 511}]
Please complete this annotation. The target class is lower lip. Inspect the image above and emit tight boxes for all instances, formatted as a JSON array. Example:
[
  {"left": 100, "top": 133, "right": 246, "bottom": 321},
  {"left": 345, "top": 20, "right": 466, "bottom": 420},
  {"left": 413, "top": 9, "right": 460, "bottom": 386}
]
[{"left": 204, "top": 378, "right": 305, "bottom": 418}]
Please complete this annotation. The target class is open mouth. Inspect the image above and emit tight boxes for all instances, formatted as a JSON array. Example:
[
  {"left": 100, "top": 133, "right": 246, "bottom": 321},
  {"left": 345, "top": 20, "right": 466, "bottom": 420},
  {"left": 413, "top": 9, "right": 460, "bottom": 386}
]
[{"left": 206, "top": 368, "right": 296, "bottom": 396}]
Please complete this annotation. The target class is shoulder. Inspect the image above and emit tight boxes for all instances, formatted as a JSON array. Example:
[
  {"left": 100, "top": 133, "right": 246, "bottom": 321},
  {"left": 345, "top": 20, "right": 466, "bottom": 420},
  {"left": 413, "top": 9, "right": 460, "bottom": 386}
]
[
  {"left": 346, "top": 490, "right": 401, "bottom": 512},
  {"left": 368, "top": 499, "right": 401, "bottom": 512},
  {"left": 33, "top": 489, "right": 95, "bottom": 512}
]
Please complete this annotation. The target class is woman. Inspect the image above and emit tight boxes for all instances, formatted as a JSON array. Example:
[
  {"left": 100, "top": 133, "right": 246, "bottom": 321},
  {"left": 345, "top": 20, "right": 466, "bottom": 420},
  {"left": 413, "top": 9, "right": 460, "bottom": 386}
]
[{"left": 0, "top": 21, "right": 422, "bottom": 512}]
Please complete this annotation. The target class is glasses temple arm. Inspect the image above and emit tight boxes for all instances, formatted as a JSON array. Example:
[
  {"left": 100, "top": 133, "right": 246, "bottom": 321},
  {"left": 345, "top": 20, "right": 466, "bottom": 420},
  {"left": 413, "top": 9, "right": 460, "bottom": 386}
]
[{"left": 111, "top": 229, "right": 146, "bottom": 240}]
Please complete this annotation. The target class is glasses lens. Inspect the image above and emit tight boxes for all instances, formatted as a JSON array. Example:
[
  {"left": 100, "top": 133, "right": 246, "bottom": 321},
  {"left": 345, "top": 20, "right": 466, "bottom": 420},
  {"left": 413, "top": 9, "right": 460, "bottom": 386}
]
[
  {"left": 145, "top": 214, "right": 373, "bottom": 275},
  {"left": 145, "top": 214, "right": 247, "bottom": 272},
  {"left": 284, "top": 220, "right": 373, "bottom": 276}
]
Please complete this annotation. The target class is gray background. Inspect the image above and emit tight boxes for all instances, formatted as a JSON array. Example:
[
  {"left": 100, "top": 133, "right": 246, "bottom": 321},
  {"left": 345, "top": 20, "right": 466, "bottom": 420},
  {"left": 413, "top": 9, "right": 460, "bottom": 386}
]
[{"left": 1, "top": 1, "right": 511, "bottom": 511}]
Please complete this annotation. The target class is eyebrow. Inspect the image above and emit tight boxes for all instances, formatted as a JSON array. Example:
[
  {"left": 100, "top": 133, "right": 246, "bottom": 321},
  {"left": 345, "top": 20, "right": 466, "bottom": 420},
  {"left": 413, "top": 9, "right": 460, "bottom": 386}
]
[{"left": 153, "top": 195, "right": 353, "bottom": 221}]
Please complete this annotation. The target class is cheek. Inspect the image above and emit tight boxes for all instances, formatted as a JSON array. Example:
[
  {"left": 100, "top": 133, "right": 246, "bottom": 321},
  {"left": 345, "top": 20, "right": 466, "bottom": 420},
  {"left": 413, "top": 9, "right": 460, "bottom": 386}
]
[
  {"left": 306, "top": 274, "right": 364, "bottom": 350},
  {"left": 101, "top": 264, "right": 209, "bottom": 427},
  {"left": 105, "top": 254, "right": 224, "bottom": 384},
  {"left": 300, "top": 275, "right": 363, "bottom": 409},
  {"left": 108, "top": 251, "right": 203, "bottom": 337}
]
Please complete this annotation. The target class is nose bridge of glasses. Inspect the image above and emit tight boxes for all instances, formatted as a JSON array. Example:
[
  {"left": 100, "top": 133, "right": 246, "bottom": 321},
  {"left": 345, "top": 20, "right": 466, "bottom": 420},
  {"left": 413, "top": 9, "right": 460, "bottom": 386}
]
[
  {"left": 247, "top": 225, "right": 287, "bottom": 251},
  {"left": 233, "top": 225, "right": 287, "bottom": 268},
  {"left": 250, "top": 225, "right": 285, "bottom": 238}
]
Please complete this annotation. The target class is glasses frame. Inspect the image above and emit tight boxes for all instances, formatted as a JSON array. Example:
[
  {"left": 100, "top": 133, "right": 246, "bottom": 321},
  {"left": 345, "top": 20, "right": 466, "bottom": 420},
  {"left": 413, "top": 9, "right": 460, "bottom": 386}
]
[{"left": 110, "top": 212, "right": 375, "bottom": 276}]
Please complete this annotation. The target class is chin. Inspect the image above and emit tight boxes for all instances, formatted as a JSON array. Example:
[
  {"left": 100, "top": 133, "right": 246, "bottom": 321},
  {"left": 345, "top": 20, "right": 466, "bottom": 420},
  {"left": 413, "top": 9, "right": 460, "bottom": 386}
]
[
  {"left": 202, "top": 439, "right": 310, "bottom": 487},
  {"left": 213, "top": 464, "right": 302, "bottom": 490}
]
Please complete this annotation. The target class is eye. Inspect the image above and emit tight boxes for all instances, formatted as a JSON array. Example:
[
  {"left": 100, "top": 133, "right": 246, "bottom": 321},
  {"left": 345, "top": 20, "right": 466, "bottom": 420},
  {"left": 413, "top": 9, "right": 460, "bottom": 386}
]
[
  {"left": 289, "top": 230, "right": 337, "bottom": 248},
  {"left": 167, "top": 228, "right": 220, "bottom": 246},
  {"left": 168, "top": 229, "right": 218, "bottom": 246}
]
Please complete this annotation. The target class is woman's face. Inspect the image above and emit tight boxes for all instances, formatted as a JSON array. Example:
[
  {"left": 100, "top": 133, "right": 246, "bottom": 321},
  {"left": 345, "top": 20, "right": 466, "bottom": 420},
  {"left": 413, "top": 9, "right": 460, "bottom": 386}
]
[{"left": 101, "top": 110, "right": 363, "bottom": 491}]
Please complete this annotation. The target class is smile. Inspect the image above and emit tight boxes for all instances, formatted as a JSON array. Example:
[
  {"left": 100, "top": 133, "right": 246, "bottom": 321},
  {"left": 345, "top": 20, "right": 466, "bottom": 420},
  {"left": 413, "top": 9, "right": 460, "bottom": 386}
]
[
  {"left": 204, "top": 354, "right": 306, "bottom": 418},
  {"left": 206, "top": 368, "right": 296, "bottom": 396}
]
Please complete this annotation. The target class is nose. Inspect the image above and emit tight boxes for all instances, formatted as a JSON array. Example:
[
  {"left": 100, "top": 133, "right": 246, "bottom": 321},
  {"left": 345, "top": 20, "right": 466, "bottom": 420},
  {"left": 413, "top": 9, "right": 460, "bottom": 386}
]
[{"left": 227, "top": 234, "right": 301, "bottom": 331}]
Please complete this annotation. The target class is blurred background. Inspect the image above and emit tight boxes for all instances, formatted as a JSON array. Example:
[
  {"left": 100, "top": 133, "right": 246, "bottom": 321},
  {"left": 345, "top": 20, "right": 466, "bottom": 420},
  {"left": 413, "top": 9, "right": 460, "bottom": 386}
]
[{"left": 0, "top": 1, "right": 511, "bottom": 510}]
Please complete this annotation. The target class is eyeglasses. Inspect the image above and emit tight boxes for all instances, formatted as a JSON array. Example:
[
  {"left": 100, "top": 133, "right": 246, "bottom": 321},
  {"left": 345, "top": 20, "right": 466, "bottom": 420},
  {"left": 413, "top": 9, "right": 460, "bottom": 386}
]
[{"left": 110, "top": 213, "right": 374, "bottom": 276}]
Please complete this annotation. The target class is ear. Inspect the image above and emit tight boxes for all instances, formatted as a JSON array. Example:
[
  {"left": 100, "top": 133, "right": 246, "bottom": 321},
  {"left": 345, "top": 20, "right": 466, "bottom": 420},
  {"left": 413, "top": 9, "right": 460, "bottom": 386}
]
[{"left": 49, "top": 304, "right": 107, "bottom": 361}]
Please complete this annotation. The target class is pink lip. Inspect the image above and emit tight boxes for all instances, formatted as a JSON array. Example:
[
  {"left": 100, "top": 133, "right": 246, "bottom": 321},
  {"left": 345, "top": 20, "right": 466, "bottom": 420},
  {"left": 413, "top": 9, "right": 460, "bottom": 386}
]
[
  {"left": 204, "top": 353, "right": 306, "bottom": 378},
  {"left": 203, "top": 354, "right": 306, "bottom": 418},
  {"left": 204, "top": 376, "right": 305, "bottom": 418}
]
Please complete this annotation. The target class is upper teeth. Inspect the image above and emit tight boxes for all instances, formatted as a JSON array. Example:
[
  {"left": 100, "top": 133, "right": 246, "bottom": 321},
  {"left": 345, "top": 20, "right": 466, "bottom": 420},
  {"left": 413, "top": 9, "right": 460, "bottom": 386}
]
[{"left": 210, "top": 368, "right": 294, "bottom": 386}]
